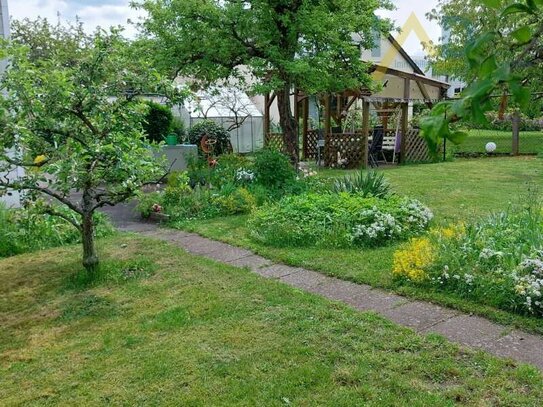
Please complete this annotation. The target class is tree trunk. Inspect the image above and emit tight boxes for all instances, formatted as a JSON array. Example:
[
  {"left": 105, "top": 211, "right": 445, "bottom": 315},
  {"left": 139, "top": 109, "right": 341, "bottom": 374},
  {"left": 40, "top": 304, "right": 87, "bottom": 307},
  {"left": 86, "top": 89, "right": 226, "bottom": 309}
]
[
  {"left": 276, "top": 83, "right": 299, "bottom": 166},
  {"left": 82, "top": 213, "right": 99, "bottom": 274}
]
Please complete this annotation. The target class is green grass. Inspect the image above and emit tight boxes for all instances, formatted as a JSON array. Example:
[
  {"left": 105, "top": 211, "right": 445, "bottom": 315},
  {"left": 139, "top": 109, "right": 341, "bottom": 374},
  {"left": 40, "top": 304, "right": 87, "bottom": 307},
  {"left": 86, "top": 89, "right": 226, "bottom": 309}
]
[
  {"left": 181, "top": 157, "right": 543, "bottom": 334},
  {"left": 452, "top": 129, "right": 543, "bottom": 154},
  {"left": 1, "top": 236, "right": 543, "bottom": 405}
]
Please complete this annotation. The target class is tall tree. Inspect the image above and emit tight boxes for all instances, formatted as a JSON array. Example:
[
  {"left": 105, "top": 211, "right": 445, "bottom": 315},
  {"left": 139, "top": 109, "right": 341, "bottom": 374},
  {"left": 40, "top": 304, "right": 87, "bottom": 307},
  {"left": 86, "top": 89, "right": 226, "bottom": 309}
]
[
  {"left": 135, "top": 0, "right": 392, "bottom": 163},
  {"left": 0, "top": 19, "right": 180, "bottom": 273},
  {"left": 421, "top": 0, "right": 543, "bottom": 151}
]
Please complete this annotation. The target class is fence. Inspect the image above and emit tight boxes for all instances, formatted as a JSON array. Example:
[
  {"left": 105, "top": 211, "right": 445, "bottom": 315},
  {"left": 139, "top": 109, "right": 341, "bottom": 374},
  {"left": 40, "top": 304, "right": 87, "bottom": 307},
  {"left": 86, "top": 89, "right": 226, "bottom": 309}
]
[
  {"left": 265, "top": 128, "right": 434, "bottom": 167},
  {"left": 452, "top": 129, "right": 543, "bottom": 156}
]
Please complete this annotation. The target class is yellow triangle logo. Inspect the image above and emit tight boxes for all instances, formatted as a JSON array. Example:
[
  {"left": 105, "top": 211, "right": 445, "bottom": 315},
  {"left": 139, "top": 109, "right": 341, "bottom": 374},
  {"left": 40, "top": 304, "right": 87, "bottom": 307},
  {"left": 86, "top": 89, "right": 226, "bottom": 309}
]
[{"left": 373, "top": 12, "right": 435, "bottom": 81}]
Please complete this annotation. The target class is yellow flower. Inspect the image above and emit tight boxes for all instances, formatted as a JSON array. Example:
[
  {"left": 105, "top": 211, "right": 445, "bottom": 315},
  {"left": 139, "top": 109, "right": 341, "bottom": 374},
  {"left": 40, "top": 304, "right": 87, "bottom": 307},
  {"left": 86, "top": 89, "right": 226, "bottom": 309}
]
[
  {"left": 34, "top": 155, "right": 47, "bottom": 166},
  {"left": 393, "top": 237, "right": 435, "bottom": 281},
  {"left": 434, "top": 223, "right": 465, "bottom": 240}
]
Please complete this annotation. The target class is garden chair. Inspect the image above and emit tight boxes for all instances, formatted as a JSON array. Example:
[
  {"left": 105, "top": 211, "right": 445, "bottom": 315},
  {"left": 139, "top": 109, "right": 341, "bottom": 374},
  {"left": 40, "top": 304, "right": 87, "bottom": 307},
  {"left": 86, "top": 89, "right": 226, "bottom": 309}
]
[{"left": 368, "top": 127, "right": 384, "bottom": 168}]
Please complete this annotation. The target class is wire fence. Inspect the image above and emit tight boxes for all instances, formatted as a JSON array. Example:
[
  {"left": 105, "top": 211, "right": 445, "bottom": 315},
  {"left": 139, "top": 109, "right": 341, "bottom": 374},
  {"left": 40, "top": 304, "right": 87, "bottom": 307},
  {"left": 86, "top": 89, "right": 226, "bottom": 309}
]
[{"left": 452, "top": 129, "right": 543, "bottom": 156}]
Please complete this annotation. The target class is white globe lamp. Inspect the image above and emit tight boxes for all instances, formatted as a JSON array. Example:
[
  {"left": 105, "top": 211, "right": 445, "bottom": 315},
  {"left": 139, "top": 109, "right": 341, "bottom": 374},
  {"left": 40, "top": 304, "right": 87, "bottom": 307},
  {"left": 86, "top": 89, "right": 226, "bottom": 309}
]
[{"left": 485, "top": 142, "right": 497, "bottom": 153}]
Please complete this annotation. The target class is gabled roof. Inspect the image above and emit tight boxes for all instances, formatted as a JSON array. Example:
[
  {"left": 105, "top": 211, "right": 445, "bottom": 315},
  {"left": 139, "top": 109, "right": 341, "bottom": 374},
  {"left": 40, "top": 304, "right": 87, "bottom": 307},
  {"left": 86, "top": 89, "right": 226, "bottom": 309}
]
[{"left": 386, "top": 34, "right": 425, "bottom": 75}]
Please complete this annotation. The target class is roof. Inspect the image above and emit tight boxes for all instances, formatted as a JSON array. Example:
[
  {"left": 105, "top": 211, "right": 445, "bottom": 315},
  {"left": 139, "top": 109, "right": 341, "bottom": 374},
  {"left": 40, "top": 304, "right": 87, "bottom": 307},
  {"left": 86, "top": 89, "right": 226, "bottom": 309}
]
[{"left": 183, "top": 87, "right": 262, "bottom": 119}]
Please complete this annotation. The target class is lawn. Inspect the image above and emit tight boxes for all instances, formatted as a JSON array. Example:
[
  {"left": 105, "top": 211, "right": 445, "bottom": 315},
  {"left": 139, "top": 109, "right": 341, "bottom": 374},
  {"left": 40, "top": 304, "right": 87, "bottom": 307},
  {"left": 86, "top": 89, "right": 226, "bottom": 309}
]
[
  {"left": 1, "top": 236, "right": 543, "bottom": 405},
  {"left": 180, "top": 157, "right": 543, "bottom": 334},
  {"left": 452, "top": 129, "right": 543, "bottom": 155}
]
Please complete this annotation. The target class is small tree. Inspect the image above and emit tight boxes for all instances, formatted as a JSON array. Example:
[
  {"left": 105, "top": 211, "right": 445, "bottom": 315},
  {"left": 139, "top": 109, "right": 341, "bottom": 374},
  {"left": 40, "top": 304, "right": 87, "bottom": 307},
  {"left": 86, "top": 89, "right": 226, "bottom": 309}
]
[
  {"left": 135, "top": 0, "right": 392, "bottom": 164},
  {"left": 0, "top": 20, "right": 180, "bottom": 274}
]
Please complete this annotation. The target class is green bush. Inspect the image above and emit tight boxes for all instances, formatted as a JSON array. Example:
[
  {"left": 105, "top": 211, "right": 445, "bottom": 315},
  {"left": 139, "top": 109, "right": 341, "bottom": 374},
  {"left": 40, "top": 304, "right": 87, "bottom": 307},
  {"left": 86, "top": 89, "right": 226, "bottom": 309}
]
[
  {"left": 213, "top": 185, "right": 256, "bottom": 215},
  {"left": 394, "top": 202, "right": 543, "bottom": 317},
  {"left": 332, "top": 170, "right": 392, "bottom": 198},
  {"left": 249, "top": 193, "right": 433, "bottom": 248},
  {"left": 188, "top": 120, "right": 231, "bottom": 155},
  {"left": 170, "top": 116, "right": 187, "bottom": 143},
  {"left": 253, "top": 149, "right": 296, "bottom": 190},
  {"left": 0, "top": 203, "right": 115, "bottom": 258},
  {"left": 143, "top": 101, "right": 174, "bottom": 144}
]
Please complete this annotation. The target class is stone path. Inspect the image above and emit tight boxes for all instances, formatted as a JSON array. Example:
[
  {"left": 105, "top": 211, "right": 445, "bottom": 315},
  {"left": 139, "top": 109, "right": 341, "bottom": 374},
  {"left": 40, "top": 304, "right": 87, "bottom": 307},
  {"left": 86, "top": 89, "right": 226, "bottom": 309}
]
[{"left": 114, "top": 219, "right": 543, "bottom": 371}]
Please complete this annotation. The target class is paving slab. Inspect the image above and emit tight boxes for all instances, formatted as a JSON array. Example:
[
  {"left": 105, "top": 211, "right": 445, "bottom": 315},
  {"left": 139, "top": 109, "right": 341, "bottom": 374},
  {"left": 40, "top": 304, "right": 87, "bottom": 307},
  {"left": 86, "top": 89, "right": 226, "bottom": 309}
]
[
  {"left": 381, "top": 300, "right": 459, "bottom": 331},
  {"left": 175, "top": 235, "right": 229, "bottom": 255},
  {"left": 256, "top": 264, "right": 303, "bottom": 279},
  {"left": 493, "top": 331, "right": 543, "bottom": 370},
  {"left": 227, "top": 255, "right": 273, "bottom": 270},
  {"left": 425, "top": 315, "right": 507, "bottom": 350},
  {"left": 280, "top": 269, "right": 332, "bottom": 290},
  {"left": 204, "top": 246, "right": 254, "bottom": 263},
  {"left": 312, "top": 279, "right": 372, "bottom": 303},
  {"left": 346, "top": 289, "right": 407, "bottom": 313},
  {"left": 117, "top": 222, "right": 159, "bottom": 233}
]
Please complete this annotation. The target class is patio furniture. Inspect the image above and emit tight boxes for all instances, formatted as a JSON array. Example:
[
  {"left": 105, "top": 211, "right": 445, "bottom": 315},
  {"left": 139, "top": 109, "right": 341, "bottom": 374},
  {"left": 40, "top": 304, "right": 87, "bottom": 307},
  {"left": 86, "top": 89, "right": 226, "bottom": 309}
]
[{"left": 368, "top": 127, "right": 384, "bottom": 168}]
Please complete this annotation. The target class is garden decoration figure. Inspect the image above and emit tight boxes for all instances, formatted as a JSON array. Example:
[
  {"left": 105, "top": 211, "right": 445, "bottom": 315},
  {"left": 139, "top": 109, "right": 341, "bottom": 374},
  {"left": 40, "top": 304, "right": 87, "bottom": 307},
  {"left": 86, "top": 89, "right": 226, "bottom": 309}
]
[{"left": 200, "top": 134, "right": 218, "bottom": 167}]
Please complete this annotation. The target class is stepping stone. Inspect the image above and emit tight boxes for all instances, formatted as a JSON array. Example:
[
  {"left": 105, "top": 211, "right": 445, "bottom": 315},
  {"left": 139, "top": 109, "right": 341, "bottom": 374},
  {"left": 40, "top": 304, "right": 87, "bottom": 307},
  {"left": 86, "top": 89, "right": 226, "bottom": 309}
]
[
  {"left": 227, "top": 255, "right": 273, "bottom": 270},
  {"left": 424, "top": 315, "right": 506, "bottom": 349},
  {"left": 381, "top": 300, "right": 459, "bottom": 331}
]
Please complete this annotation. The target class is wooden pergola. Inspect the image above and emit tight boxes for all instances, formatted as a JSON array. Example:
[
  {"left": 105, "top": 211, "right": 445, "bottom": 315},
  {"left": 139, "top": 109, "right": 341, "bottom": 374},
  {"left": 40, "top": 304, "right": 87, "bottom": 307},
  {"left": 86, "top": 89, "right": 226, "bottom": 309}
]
[{"left": 263, "top": 65, "right": 450, "bottom": 168}]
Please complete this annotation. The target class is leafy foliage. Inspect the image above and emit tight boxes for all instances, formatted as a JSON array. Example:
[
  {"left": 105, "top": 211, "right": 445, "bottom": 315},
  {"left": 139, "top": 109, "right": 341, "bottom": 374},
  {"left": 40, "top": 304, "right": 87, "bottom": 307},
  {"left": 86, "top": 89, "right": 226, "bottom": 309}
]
[
  {"left": 249, "top": 193, "right": 433, "bottom": 248},
  {"left": 394, "top": 200, "right": 543, "bottom": 317},
  {"left": 136, "top": 0, "right": 393, "bottom": 161},
  {"left": 188, "top": 120, "right": 231, "bottom": 156},
  {"left": 0, "top": 19, "right": 180, "bottom": 272},
  {"left": 253, "top": 149, "right": 297, "bottom": 191},
  {"left": 422, "top": 0, "right": 543, "bottom": 153},
  {"left": 0, "top": 202, "right": 114, "bottom": 258},
  {"left": 142, "top": 101, "right": 174, "bottom": 143},
  {"left": 332, "top": 170, "right": 392, "bottom": 198}
]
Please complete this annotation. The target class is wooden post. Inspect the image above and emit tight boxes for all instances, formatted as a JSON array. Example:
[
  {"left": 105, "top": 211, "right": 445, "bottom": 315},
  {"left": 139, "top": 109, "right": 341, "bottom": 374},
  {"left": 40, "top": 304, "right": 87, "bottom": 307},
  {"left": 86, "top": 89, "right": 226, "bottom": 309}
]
[
  {"left": 361, "top": 99, "right": 370, "bottom": 169},
  {"left": 302, "top": 96, "right": 309, "bottom": 159},
  {"left": 324, "top": 94, "right": 331, "bottom": 136},
  {"left": 264, "top": 93, "right": 270, "bottom": 138},
  {"left": 512, "top": 109, "right": 520, "bottom": 156},
  {"left": 399, "top": 78, "right": 410, "bottom": 164}
]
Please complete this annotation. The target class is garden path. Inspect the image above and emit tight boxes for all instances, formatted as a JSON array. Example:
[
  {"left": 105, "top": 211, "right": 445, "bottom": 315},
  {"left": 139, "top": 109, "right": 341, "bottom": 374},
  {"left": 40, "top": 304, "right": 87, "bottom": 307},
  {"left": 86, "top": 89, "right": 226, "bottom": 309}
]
[{"left": 103, "top": 204, "right": 543, "bottom": 371}]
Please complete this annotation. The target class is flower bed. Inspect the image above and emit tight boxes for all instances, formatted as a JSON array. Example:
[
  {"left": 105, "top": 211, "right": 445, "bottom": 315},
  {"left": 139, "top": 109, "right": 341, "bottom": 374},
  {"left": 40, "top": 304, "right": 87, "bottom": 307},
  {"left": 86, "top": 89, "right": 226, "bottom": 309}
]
[
  {"left": 393, "top": 204, "right": 543, "bottom": 316},
  {"left": 249, "top": 193, "right": 433, "bottom": 248}
]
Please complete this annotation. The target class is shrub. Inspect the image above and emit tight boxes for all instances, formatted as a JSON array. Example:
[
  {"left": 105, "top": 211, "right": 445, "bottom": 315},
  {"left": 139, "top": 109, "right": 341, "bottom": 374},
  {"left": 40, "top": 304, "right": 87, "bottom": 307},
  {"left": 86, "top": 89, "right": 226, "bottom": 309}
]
[
  {"left": 188, "top": 120, "right": 231, "bottom": 156},
  {"left": 143, "top": 101, "right": 174, "bottom": 143},
  {"left": 137, "top": 191, "right": 165, "bottom": 219},
  {"left": 253, "top": 149, "right": 296, "bottom": 190},
  {"left": 186, "top": 154, "right": 253, "bottom": 189},
  {"left": 332, "top": 170, "right": 392, "bottom": 198},
  {"left": 170, "top": 116, "right": 187, "bottom": 143},
  {"left": 0, "top": 202, "right": 115, "bottom": 258},
  {"left": 249, "top": 193, "right": 433, "bottom": 248},
  {"left": 213, "top": 185, "right": 256, "bottom": 215},
  {"left": 393, "top": 203, "right": 543, "bottom": 316}
]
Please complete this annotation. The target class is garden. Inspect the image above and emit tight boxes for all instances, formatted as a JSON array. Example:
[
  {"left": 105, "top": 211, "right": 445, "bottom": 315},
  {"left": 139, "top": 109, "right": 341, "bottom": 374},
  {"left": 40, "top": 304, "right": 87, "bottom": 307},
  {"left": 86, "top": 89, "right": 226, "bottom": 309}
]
[
  {"left": 2, "top": 0, "right": 543, "bottom": 404},
  {"left": 175, "top": 156, "right": 543, "bottom": 334}
]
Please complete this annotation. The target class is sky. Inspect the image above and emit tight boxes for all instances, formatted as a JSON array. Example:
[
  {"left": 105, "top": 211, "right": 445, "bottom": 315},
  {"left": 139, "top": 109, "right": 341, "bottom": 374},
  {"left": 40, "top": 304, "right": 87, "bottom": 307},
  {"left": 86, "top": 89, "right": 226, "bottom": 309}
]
[{"left": 9, "top": 0, "right": 442, "bottom": 55}]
